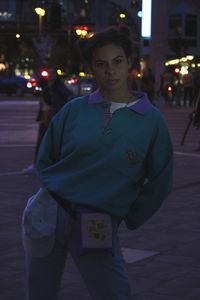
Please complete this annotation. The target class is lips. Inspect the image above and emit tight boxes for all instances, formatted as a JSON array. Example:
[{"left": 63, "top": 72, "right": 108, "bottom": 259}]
[{"left": 107, "top": 79, "right": 119, "bottom": 84}]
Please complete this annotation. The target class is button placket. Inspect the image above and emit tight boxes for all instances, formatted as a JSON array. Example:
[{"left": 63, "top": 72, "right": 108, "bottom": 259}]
[{"left": 102, "top": 102, "right": 112, "bottom": 129}]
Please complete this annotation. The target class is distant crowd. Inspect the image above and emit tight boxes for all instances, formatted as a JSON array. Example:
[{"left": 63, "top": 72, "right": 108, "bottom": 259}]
[{"left": 129, "top": 67, "right": 200, "bottom": 107}]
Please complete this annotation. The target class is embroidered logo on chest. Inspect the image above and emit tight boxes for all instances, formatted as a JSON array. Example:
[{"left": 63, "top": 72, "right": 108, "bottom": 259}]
[{"left": 126, "top": 150, "right": 143, "bottom": 164}]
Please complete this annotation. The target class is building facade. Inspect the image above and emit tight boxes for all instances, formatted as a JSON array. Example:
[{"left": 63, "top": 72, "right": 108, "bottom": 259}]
[
  {"left": 148, "top": 0, "right": 200, "bottom": 87},
  {"left": 0, "top": 0, "right": 199, "bottom": 81}
]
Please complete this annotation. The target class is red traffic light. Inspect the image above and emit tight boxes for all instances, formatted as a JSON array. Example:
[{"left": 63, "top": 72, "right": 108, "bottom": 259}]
[
  {"left": 174, "top": 67, "right": 180, "bottom": 74},
  {"left": 41, "top": 70, "right": 49, "bottom": 78},
  {"left": 167, "top": 86, "right": 172, "bottom": 92}
]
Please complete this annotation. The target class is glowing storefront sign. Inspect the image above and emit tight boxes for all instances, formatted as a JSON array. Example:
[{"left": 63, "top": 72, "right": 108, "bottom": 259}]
[{"left": 141, "top": 0, "right": 152, "bottom": 38}]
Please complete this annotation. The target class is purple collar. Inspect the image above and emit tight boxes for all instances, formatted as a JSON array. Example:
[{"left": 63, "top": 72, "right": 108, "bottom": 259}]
[{"left": 88, "top": 89, "right": 151, "bottom": 115}]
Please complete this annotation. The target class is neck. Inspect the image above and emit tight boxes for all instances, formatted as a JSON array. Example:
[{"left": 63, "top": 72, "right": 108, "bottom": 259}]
[{"left": 100, "top": 88, "right": 136, "bottom": 103}]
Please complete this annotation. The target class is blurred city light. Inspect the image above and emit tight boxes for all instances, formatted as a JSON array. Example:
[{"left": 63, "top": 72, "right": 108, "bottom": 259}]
[
  {"left": 0, "top": 11, "right": 12, "bottom": 20},
  {"left": 119, "top": 13, "right": 126, "bottom": 19},
  {"left": 174, "top": 67, "right": 180, "bottom": 74},
  {"left": 141, "top": 0, "right": 152, "bottom": 38},
  {"left": 167, "top": 86, "right": 172, "bottom": 92},
  {"left": 76, "top": 29, "right": 82, "bottom": 35},
  {"left": 68, "top": 78, "right": 78, "bottom": 84},
  {"left": 79, "top": 72, "right": 86, "bottom": 77},
  {"left": 16, "top": 33, "right": 20, "bottom": 39},
  {"left": 0, "top": 63, "right": 6, "bottom": 71},
  {"left": 75, "top": 26, "right": 89, "bottom": 38},
  {"left": 24, "top": 72, "right": 31, "bottom": 79},
  {"left": 34, "top": 7, "right": 45, "bottom": 17},
  {"left": 27, "top": 82, "right": 32, "bottom": 88},
  {"left": 87, "top": 32, "right": 94, "bottom": 38},
  {"left": 181, "top": 57, "right": 187, "bottom": 62},
  {"left": 165, "top": 56, "right": 194, "bottom": 66},
  {"left": 180, "top": 66, "right": 188, "bottom": 75},
  {"left": 41, "top": 70, "right": 49, "bottom": 78},
  {"left": 34, "top": 7, "right": 46, "bottom": 36},
  {"left": 186, "top": 55, "right": 194, "bottom": 60}
]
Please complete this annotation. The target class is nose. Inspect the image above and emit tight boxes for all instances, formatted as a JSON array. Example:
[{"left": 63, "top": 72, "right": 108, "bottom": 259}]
[{"left": 105, "top": 63, "right": 114, "bottom": 75}]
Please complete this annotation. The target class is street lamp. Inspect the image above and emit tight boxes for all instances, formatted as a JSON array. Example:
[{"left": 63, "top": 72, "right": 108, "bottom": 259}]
[
  {"left": 34, "top": 7, "right": 45, "bottom": 37},
  {"left": 119, "top": 13, "right": 126, "bottom": 19}
]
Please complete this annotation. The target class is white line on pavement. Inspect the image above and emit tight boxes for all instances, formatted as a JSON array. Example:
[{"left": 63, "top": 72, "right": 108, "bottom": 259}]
[
  {"left": 0, "top": 171, "right": 23, "bottom": 176},
  {"left": 174, "top": 151, "right": 200, "bottom": 158},
  {"left": 0, "top": 123, "right": 37, "bottom": 126},
  {"left": 0, "top": 100, "right": 38, "bottom": 105},
  {"left": 0, "top": 144, "right": 35, "bottom": 148}
]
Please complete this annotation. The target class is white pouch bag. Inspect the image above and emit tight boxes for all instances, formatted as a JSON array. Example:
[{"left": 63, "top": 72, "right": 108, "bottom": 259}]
[{"left": 22, "top": 188, "right": 58, "bottom": 257}]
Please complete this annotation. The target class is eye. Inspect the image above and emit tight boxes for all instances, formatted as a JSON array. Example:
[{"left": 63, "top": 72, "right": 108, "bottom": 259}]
[
  {"left": 95, "top": 61, "right": 105, "bottom": 68},
  {"left": 114, "top": 58, "right": 123, "bottom": 64}
]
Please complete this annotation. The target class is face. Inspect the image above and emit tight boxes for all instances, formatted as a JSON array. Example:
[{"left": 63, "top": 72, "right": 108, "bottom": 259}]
[{"left": 91, "top": 44, "right": 131, "bottom": 94}]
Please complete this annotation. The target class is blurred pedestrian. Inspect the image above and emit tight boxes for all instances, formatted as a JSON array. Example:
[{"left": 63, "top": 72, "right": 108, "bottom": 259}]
[
  {"left": 140, "top": 67, "right": 155, "bottom": 103},
  {"left": 193, "top": 69, "right": 200, "bottom": 100},
  {"left": 22, "top": 77, "right": 53, "bottom": 175},
  {"left": 182, "top": 72, "right": 194, "bottom": 106},
  {"left": 192, "top": 91, "right": 200, "bottom": 151},
  {"left": 160, "top": 70, "right": 175, "bottom": 104},
  {"left": 22, "top": 71, "right": 74, "bottom": 174},
  {"left": 22, "top": 26, "right": 173, "bottom": 300},
  {"left": 47, "top": 70, "right": 74, "bottom": 115}
]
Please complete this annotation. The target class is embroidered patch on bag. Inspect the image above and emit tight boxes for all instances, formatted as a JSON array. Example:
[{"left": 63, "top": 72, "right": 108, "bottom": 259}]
[
  {"left": 74, "top": 208, "right": 114, "bottom": 256},
  {"left": 81, "top": 213, "right": 113, "bottom": 249}
]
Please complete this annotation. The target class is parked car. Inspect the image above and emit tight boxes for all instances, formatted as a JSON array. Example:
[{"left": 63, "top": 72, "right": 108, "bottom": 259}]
[
  {"left": 27, "top": 77, "right": 42, "bottom": 97},
  {"left": 65, "top": 75, "right": 93, "bottom": 96},
  {"left": 0, "top": 75, "right": 31, "bottom": 96}
]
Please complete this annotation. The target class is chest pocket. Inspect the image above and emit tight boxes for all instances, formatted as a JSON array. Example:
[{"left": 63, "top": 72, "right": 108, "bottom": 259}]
[{"left": 107, "top": 137, "right": 147, "bottom": 179}]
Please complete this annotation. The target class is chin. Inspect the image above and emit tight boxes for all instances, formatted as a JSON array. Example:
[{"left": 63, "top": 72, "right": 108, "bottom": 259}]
[{"left": 102, "top": 82, "right": 122, "bottom": 91}]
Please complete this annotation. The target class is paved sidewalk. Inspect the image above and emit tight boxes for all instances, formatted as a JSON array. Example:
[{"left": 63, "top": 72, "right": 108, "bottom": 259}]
[{"left": 0, "top": 100, "right": 200, "bottom": 300}]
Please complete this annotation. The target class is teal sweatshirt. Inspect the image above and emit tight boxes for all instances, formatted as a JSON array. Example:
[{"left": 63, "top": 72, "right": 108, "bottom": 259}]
[{"left": 36, "top": 90, "right": 173, "bottom": 229}]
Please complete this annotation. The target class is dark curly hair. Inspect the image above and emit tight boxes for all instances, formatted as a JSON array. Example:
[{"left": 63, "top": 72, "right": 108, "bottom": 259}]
[{"left": 78, "top": 26, "right": 133, "bottom": 65}]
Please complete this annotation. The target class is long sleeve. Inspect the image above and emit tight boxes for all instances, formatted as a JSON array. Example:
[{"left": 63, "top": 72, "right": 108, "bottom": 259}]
[
  {"left": 36, "top": 104, "right": 70, "bottom": 173},
  {"left": 124, "top": 115, "right": 173, "bottom": 230}
]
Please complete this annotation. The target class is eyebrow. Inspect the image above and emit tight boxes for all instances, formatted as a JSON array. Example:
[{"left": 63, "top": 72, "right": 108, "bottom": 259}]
[{"left": 94, "top": 55, "right": 124, "bottom": 63}]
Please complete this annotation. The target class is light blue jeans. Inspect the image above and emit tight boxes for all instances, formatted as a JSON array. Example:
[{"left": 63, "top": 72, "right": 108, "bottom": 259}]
[{"left": 25, "top": 205, "right": 132, "bottom": 300}]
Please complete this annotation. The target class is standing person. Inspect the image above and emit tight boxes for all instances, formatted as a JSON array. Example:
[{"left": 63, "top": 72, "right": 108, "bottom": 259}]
[
  {"left": 140, "top": 67, "right": 155, "bottom": 103},
  {"left": 160, "top": 70, "right": 175, "bottom": 104},
  {"left": 22, "top": 26, "right": 173, "bottom": 300},
  {"left": 193, "top": 69, "right": 200, "bottom": 101},
  {"left": 22, "top": 77, "right": 53, "bottom": 174},
  {"left": 22, "top": 72, "right": 74, "bottom": 174},
  {"left": 47, "top": 70, "right": 75, "bottom": 115},
  {"left": 193, "top": 91, "right": 200, "bottom": 151},
  {"left": 182, "top": 72, "right": 194, "bottom": 106}
]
